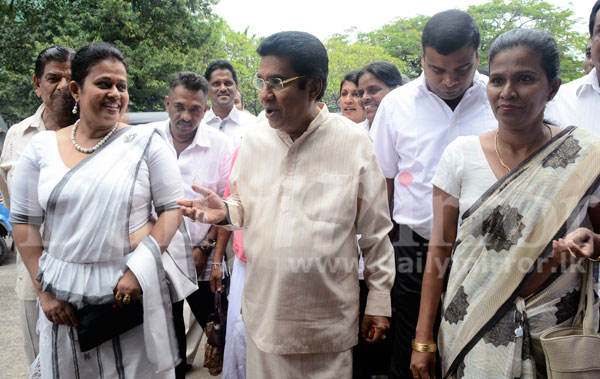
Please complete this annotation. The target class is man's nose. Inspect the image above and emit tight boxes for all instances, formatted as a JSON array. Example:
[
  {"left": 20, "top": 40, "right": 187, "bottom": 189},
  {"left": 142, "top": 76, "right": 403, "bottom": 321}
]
[{"left": 57, "top": 77, "right": 69, "bottom": 91}]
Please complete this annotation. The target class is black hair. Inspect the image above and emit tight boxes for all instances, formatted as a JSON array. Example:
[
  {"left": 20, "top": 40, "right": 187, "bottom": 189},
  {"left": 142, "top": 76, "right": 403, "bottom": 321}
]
[
  {"left": 422, "top": 9, "right": 480, "bottom": 55},
  {"left": 170, "top": 71, "right": 209, "bottom": 96},
  {"left": 34, "top": 45, "right": 76, "bottom": 78},
  {"left": 257, "top": 31, "right": 328, "bottom": 100},
  {"left": 71, "top": 42, "right": 127, "bottom": 85},
  {"left": 357, "top": 62, "right": 403, "bottom": 89},
  {"left": 488, "top": 28, "right": 560, "bottom": 84},
  {"left": 339, "top": 70, "right": 359, "bottom": 95},
  {"left": 204, "top": 60, "right": 238, "bottom": 85},
  {"left": 590, "top": 0, "right": 600, "bottom": 37}
]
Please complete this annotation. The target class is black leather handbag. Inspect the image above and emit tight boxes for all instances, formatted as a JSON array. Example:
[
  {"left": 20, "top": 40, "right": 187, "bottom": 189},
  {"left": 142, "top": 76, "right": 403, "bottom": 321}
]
[
  {"left": 206, "top": 291, "right": 227, "bottom": 348},
  {"left": 75, "top": 301, "right": 144, "bottom": 352}
]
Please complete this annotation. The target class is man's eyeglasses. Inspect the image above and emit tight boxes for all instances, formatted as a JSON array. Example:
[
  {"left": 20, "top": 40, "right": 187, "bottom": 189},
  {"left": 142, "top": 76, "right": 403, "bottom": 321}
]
[{"left": 253, "top": 76, "right": 304, "bottom": 91}]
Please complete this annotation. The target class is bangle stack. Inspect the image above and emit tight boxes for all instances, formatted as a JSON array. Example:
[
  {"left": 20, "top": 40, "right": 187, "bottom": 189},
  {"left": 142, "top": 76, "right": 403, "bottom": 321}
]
[{"left": 411, "top": 339, "right": 437, "bottom": 353}]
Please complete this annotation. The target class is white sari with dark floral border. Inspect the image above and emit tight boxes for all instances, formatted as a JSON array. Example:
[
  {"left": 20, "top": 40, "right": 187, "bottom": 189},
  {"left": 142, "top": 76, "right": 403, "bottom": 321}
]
[{"left": 439, "top": 126, "right": 600, "bottom": 378}]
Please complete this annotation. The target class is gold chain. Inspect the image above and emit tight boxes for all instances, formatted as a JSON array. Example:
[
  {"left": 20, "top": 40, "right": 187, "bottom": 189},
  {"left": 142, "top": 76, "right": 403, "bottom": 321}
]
[{"left": 494, "top": 124, "right": 552, "bottom": 173}]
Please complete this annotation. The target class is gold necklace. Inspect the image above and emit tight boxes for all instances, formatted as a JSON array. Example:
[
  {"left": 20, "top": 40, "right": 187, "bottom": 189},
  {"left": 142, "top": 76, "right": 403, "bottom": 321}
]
[{"left": 494, "top": 124, "right": 552, "bottom": 173}]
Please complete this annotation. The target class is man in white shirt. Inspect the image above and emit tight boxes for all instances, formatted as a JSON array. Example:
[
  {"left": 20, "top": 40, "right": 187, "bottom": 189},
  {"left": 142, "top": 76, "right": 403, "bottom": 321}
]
[
  {"left": 545, "top": 0, "right": 600, "bottom": 134},
  {"left": 146, "top": 72, "right": 233, "bottom": 378},
  {"left": 370, "top": 10, "right": 497, "bottom": 378},
  {"left": 203, "top": 60, "right": 257, "bottom": 147},
  {"left": 0, "top": 45, "right": 76, "bottom": 365}
]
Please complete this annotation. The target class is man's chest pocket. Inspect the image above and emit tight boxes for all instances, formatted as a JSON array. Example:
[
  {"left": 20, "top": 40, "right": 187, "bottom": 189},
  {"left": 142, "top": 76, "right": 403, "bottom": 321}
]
[{"left": 302, "top": 172, "right": 355, "bottom": 224}]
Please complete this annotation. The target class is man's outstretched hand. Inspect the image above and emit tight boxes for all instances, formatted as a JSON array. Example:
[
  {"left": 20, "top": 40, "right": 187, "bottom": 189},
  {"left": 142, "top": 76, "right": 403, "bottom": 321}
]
[{"left": 177, "top": 185, "right": 227, "bottom": 225}]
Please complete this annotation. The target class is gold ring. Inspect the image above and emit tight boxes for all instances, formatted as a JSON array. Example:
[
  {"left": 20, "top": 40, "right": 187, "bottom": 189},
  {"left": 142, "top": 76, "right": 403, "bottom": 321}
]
[
  {"left": 381, "top": 335, "right": 387, "bottom": 340},
  {"left": 189, "top": 216, "right": 196, "bottom": 222},
  {"left": 123, "top": 294, "right": 131, "bottom": 304},
  {"left": 115, "top": 293, "right": 123, "bottom": 301}
]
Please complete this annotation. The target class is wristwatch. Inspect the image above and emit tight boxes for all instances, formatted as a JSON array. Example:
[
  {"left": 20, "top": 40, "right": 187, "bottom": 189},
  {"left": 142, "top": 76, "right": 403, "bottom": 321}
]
[{"left": 197, "top": 237, "right": 216, "bottom": 255}]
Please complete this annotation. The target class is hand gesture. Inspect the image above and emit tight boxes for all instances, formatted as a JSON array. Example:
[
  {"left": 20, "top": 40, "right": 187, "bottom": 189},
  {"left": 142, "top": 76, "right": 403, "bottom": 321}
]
[
  {"left": 361, "top": 314, "right": 389, "bottom": 343},
  {"left": 40, "top": 292, "right": 78, "bottom": 326},
  {"left": 552, "top": 227, "right": 597, "bottom": 265},
  {"left": 410, "top": 349, "right": 437, "bottom": 379},
  {"left": 114, "top": 269, "right": 142, "bottom": 308},
  {"left": 177, "top": 185, "right": 227, "bottom": 224}
]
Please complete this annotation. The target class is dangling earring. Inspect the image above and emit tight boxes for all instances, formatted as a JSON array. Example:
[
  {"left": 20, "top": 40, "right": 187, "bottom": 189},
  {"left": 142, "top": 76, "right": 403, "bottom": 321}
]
[{"left": 72, "top": 101, "right": 78, "bottom": 114}]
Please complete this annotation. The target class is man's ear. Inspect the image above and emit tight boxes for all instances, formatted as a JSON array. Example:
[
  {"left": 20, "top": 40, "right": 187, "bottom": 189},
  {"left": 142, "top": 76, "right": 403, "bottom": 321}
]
[
  {"left": 165, "top": 95, "right": 170, "bottom": 110},
  {"left": 33, "top": 74, "right": 41, "bottom": 98},
  {"left": 69, "top": 81, "right": 80, "bottom": 103},
  {"left": 307, "top": 77, "right": 323, "bottom": 102}
]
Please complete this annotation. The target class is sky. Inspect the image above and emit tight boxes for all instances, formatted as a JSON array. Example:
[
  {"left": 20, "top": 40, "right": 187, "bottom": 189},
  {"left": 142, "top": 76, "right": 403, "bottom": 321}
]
[{"left": 213, "top": 0, "right": 592, "bottom": 40}]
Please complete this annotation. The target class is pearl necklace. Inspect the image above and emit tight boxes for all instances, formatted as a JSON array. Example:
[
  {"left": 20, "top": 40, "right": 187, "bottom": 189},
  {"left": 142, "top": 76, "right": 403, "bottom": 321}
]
[{"left": 71, "top": 119, "right": 119, "bottom": 154}]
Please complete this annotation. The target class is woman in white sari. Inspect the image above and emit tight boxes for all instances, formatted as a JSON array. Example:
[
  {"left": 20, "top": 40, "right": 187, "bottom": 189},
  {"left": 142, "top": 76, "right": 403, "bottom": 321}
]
[
  {"left": 11, "top": 43, "right": 183, "bottom": 378},
  {"left": 410, "top": 29, "right": 600, "bottom": 378}
]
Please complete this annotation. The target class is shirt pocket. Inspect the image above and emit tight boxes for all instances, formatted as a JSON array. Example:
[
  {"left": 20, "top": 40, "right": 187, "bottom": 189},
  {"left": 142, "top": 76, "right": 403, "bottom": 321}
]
[{"left": 302, "top": 172, "right": 354, "bottom": 224}]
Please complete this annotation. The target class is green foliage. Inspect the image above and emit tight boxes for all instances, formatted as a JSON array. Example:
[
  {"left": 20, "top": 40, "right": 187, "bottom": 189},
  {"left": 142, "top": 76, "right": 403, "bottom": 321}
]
[
  {"left": 0, "top": 0, "right": 219, "bottom": 124},
  {"left": 360, "top": 0, "right": 587, "bottom": 82},
  {"left": 359, "top": 15, "right": 429, "bottom": 78},
  {"left": 467, "top": 0, "right": 587, "bottom": 82},
  {"left": 213, "top": 23, "right": 262, "bottom": 115},
  {"left": 0, "top": 0, "right": 591, "bottom": 124},
  {"left": 324, "top": 32, "right": 406, "bottom": 107}
]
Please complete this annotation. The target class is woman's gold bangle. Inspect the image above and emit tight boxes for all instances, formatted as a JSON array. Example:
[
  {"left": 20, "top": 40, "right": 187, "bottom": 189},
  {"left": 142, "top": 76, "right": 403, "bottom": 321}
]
[
  {"left": 412, "top": 339, "right": 437, "bottom": 353},
  {"left": 589, "top": 255, "right": 600, "bottom": 262}
]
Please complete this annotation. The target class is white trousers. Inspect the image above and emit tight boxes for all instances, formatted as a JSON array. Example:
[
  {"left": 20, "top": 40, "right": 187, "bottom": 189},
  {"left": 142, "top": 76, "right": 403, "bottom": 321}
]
[{"left": 222, "top": 257, "right": 247, "bottom": 379}]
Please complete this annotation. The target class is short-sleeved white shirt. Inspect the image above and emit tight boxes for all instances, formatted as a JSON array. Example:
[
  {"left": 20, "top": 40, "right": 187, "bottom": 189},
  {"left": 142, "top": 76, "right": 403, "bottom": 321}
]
[
  {"left": 545, "top": 68, "right": 600, "bottom": 134},
  {"left": 431, "top": 136, "right": 496, "bottom": 221},
  {"left": 202, "top": 106, "right": 257, "bottom": 147},
  {"left": 147, "top": 120, "right": 234, "bottom": 280},
  {"left": 370, "top": 71, "right": 497, "bottom": 239}
]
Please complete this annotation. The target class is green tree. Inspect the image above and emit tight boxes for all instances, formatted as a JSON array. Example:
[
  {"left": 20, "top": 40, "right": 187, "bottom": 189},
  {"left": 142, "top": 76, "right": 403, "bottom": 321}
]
[
  {"left": 212, "top": 23, "right": 262, "bottom": 115},
  {"left": 324, "top": 32, "right": 406, "bottom": 107},
  {"left": 360, "top": 0, "right": 586, "bottom": 82},
  {"left": 359, "top": 15, "right": 429, "bottom": 78},
  {"left": 0, "top": 0, "right": 220, "bottom": 123},
  {"left": 468, "top": 0, "right": 587, "bottom": 82}
]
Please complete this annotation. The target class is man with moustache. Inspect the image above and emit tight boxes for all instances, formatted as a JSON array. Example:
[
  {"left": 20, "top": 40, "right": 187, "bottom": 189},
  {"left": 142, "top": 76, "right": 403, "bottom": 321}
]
[
  {"left": 369, "top": 10, "right": 497, "bottom": 378},
  {"left": 179, "top": 31, "right": 394, "bottom": 377},
  {"left": 203, "top": 60, "right": 257, "bottom": 147},
  {"left": 0, "top": 45, "right": 77, "bottom": 365},
  {"left": 146, "top": 71, "right": 233, "bottom": 378},
  {"left": 546, "top": 0, "right": 600, "bottom": 134}
]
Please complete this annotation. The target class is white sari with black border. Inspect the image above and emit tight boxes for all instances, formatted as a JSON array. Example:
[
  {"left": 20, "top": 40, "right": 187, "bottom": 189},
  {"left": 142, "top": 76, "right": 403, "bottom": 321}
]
[{"left": 439, "top": 126, "right": 600, "bottom": 378}]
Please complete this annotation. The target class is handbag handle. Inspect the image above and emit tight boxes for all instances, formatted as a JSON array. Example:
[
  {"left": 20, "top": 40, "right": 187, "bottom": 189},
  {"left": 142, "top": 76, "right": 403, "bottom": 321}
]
[
  {"left": 574, "top": 261, "right": 599, "bottom": 335},
  {"left": 214, "top": 291, "right": 222, "bottom": 324}
]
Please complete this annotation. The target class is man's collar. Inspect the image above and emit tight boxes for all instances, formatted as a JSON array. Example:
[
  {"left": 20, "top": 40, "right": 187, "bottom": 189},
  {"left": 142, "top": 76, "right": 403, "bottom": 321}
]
[
  {"left": 205, "top": 106, "right": 240, "bottom": 125},
  {"left": 29, "top": 104, "right": 47, "bottom": 130},
  {"left": 164, "top": 118, "right": 211, "bottom": 149},
  {"left": 575, "top": 68, "right": 600, "bottom": 97}
]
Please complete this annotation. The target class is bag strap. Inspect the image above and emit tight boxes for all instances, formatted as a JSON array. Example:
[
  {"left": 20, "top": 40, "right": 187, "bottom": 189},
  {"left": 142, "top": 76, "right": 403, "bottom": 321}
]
[
  {"left": 214, "top": 290, "right": 222, "bottom": 323},
  {"left": 573, "top": 261, "right": 599, "bottom": 335}
]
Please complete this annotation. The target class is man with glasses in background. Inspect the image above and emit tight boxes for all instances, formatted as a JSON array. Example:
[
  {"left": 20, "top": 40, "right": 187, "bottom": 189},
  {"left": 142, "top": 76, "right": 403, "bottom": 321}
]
[{"left": 179, "top": 31, "right": 395, "bottom": 377}]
